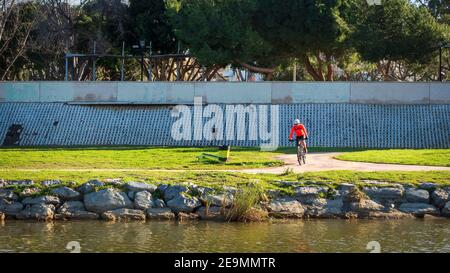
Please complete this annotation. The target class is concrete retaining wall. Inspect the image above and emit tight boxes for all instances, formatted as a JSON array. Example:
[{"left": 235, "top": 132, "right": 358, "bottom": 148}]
[
  {"left": 0, "top": 103, "right": 448, "bottom": 148},
  {"left": 0, "top": 82, "right": 449, "bottom": 104}
]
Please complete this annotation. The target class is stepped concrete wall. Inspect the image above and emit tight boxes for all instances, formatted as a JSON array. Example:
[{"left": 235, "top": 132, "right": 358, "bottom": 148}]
[{"left": 0, "top": 82, "right": 448, "bottom": 148}]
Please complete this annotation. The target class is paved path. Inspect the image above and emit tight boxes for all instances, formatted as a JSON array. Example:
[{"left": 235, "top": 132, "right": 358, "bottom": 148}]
[{"left": 242, "top": 152, "right": 450, "bottom": 174}]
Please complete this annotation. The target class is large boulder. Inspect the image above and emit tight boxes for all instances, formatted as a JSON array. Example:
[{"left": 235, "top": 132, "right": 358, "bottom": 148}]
[
  {"left": 127, "top": 191, "right": 136, "bottom": 200},
  {"left": 163, "top": 185, "right": 188, "bottom": 201},
  {"left": 418, "top": 182, "right": 437, "bottom": 191},
  {"left": 157, "top": 184, "right": 169, "bottom": 194},
  {"left": 22, "top": 195, "right": 60, "bottom": 206},
  {"left": 134, "top": 191, "right": 153, "bottom": 210},
  {"left": 56, "top": 201, "right": 99, "bottom": 220},
  {"left": 146, "top": 208, "right": 175, "bottom": 220},
  {"left": 294, "top": 186, "right": 328, "bottom": 205},
  {"left": 76, "top": 180, "right": 105, "bottom": 194},
  {"left": 405, "top": 188, "right": 429, "bottom": 203},
  {"left": 125, "top": 182, "right": 157, "bottom": 193},
  {"left": 294, "top": 186, "right": 325, "bottom": 196},
  {"left": 18, "top": 187, "right": 40, "bottom": 198},
  {"left": 191, "top": 186, "right": 214, "bottom": 196},
  {"left": 336, "top": 184, "right": 357, "bottom": 198},
  {"left": 166, "top": 194, "right": 201, "bottom": 213},
  {"left": 57, "top": 201, "right": 86, "bottom": 214},
  {"left": 84, "top": 188, "right": 132, "bottom": 213},
  {"left": 51, "top": 187, "right": 81, "bottom": 201},
  {"left": 201, "top": 193, "right": 234, "bottom": 207},
  {"left": 7, "top": 180, "right": 33, "bottom": 186},
  {"left": 101, "top": 208, "right": 146, "bottom": 221},
  {"left": 197, "top": 206, "right": 227, "bottom": 221},
  {"left": 268, "top": 198, "right": 304, "bottom": 218},
  {"left": 0, "top": 189, "right": 18, "bottom": 201},
  {"left": 152, "top": 199, "right": 166, "bottom": 208},
  {"left": 362, "top": 187, "right": 404, "bottom": 204},
  {"left": 431, "top": 188, "right": 449, "bottom": 209},
  {"left": 303, "top": 198, "right": 344, "bottom": 218},
  {"left": 103, "top": 178, "right": 123, "bottom": 187},
  {"left": 342, "top": 188, "right": 365, "bottom": 204},
  {"left": 442, "top": 202, "right": 450, "bottom": 217},
  {"left": 349, "top": 199, "right": 385, "bottom": 215},
  {"left": 0, "top": 199, "right": 23, "bottom": 216},
  {"left": 398, "top": 203, "right": 439, "bottom": 216},
  {"left": 41, "top": 180, "right": 61, "bottom": 187},
  {"left": 338, "top": 183, "right": 357, "bottom": 193},
  {"left": 17, "top": 204, "right": 54, "bottom": 221}
]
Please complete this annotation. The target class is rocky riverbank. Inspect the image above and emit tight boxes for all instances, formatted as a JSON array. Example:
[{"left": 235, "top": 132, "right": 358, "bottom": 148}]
[{"left": 1, "top": 179, "right": 449, "bottom": 221}]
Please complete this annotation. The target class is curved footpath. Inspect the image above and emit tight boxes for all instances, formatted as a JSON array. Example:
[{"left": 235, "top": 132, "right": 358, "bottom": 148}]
[{"left": 242, "top": 152, "right": 450, "bottom": 174}]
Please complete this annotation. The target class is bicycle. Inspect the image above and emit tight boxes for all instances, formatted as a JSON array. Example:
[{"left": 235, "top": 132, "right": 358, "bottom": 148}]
[{"left": 290, "top": 139, "right": 306, "bottom": 165}]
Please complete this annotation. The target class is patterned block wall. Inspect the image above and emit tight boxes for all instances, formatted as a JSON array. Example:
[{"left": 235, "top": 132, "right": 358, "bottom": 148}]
[{"left": 0, "top": 103, "right": 448, "bottom": 148}]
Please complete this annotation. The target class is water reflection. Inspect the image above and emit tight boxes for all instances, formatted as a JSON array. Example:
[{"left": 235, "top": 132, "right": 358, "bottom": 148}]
[{"left": 0, "top": 219, "right": 449, "bottom": 253}]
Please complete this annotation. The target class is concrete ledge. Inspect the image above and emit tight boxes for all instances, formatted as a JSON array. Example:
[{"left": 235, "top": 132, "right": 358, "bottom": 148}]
[
  {"left": 272, "top": 82, "right": 350, "bottom": 103},
  {"left": 40, "top": 82, "right": 118, "bottom": 102},
  {"left": 350, "top": 83, "right": 430, "bottom": 104},
  {"left": 0, "top": 82, "right": 40, "bottom": 102},
  {"left": 430, "top": 83, "right": 450, "bottom": 104},
  {"left": 0, "top": 81, "right": 449, "bottom": 104},
  {"left": 194, "top": 82, "right": 271, "bottom": 104},
  {"left": 117, "top": 82, "right": 194, "bottom": 104}
]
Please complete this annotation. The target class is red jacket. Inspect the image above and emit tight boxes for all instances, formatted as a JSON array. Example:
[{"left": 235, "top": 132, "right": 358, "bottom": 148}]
[{"left": 289, "top": 124, "right": 308, "bottom": 139}]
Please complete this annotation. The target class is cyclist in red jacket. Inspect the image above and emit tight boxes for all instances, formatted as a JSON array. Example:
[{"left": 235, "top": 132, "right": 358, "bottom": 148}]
[{"left": 289, "top": 119, "right": 308, "bottom": 153}]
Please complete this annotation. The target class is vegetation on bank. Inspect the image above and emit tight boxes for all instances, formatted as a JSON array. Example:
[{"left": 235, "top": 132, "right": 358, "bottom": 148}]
[
  {"left": 225, "top": 182, "right": 268, "bottom": 222},
  {"left": 1, "top": 146, "right": 449, "bottom": 196},
  {"left": 1, "top": 170, "right": 449, "bottom": 193},
  {"left": 335, "top": 149, "right": 450, "bottom": 167}
]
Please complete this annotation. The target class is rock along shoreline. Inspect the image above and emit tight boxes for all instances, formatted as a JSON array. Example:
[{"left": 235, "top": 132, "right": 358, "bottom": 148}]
[{"left": 1, "top": 179, "right": 449, "bottom": 222}]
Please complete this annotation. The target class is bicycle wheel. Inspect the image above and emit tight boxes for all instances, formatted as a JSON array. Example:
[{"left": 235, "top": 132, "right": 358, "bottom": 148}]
[{"left": 297, "top": 146, "right": 303, "bottom": 165}]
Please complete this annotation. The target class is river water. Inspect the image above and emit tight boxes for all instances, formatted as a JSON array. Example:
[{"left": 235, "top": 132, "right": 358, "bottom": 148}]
[{"left": 0, "top": 219, "right": 449, "bottom": 253}]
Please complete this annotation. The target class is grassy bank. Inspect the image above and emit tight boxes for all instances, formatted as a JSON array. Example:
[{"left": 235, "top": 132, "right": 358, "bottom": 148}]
[
  {"left": 1, "top": 146, "right": 449, "bottom": 192},
  {"left": 0, "top": 146, "right": 284, "bottom": 170},
  {"left": 335, "top": 149, "right": 450, "bottom": 167},
  {"left": 0, "top": 146, "right": 366, "bottom": 170},
  {"left": 1, "top": 170, "right": 449, "bottom": 190}
]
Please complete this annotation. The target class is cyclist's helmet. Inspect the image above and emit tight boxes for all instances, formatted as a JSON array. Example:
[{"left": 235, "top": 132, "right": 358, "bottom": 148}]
[{"left": 294, "top": 119, "right": 300, "bottom": 125}]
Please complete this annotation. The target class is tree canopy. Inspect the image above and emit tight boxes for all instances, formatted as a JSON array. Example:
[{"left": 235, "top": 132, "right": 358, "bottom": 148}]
[
  {"left": 169, "top": 0, "right": 448, "bottom": 80},
  {"left": 0, "top": 0, "right": 448, "bottom": 81}
]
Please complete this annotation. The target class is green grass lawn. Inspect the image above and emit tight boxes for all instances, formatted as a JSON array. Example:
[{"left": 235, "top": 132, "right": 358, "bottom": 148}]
[
  {"left": 335, "top": 149, "right": 450, "bottom": 167},
  {"left": 0, "top": 146, "right": 285, "bottom": 170}
]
